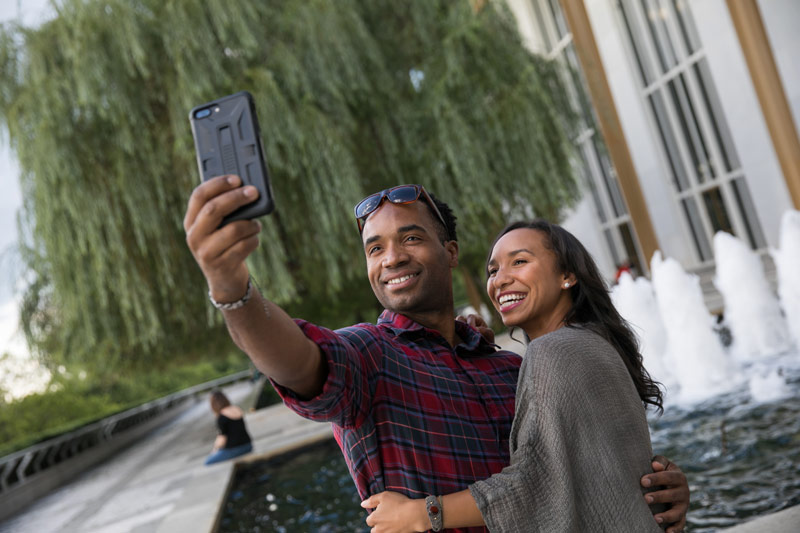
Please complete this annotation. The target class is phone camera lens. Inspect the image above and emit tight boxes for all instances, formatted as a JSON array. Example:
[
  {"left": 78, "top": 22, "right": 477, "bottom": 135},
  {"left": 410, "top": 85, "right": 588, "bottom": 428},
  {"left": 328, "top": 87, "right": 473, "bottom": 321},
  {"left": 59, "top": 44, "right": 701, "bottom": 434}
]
[{"left": 195, "top": 108, "right": 211, "bottom": 119}]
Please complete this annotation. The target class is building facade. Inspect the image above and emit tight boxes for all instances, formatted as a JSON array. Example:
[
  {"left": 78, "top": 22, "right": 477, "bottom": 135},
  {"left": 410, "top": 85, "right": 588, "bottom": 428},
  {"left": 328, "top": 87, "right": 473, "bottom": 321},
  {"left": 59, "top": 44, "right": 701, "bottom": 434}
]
[{"left": 505, "top": 0, "right": 800, "bottom": 308}]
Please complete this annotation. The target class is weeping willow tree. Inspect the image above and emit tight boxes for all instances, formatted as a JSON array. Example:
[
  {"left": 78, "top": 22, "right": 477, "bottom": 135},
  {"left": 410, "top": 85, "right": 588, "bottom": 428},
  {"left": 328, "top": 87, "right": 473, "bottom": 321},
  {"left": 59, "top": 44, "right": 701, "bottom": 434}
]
[{"left": 0, "top": 0, "right": 578, "bottom": 377}]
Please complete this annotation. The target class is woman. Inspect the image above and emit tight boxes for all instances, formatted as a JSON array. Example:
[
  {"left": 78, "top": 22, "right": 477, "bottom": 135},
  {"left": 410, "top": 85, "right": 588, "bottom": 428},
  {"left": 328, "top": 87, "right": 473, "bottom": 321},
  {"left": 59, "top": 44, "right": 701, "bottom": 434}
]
[
  {"left": 204, "top": 390, "right": 253, "bottom": 465},
  {"left": 363, "top": 220, "right": 667, "bottom": 531}
]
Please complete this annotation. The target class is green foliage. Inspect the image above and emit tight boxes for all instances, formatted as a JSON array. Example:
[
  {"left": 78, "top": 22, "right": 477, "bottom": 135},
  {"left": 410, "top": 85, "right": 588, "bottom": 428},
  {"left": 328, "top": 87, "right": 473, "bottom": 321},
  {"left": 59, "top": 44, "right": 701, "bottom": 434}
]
[
  {"left": 0, "top": 0, "right": 578, "bottom": 375},
  {"left": 0, "top": 353, "right": 250, "bottom": 457}
]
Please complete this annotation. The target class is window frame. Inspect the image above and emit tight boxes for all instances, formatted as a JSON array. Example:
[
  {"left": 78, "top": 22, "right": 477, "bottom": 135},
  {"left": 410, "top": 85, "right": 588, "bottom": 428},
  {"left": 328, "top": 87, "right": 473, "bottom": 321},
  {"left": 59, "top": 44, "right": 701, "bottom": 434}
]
[{"left": 614, "top": 0, "right": 766, "bottom": 265}]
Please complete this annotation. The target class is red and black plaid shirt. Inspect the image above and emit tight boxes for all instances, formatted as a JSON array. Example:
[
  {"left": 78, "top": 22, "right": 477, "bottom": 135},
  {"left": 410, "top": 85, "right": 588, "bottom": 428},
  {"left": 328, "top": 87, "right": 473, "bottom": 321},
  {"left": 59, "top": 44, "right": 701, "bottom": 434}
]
[{"left": 272, "top": 310, "right": 521, "bottom": 533}]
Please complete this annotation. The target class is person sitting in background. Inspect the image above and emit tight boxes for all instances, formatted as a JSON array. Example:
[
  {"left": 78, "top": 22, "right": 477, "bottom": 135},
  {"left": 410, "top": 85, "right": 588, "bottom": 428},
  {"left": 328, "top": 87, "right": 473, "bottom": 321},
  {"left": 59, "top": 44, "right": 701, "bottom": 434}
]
[{"left": 204, "top": 390, "right": 253, "bottom": 465}]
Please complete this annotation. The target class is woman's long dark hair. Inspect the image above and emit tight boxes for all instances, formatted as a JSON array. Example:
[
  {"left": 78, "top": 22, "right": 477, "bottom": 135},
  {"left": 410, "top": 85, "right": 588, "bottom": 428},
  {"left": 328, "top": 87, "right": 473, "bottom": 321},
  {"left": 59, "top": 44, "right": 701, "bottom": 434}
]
[
  {"left": 210, "top": 390, "right": 231, "bottom": 414},
  {"left": 488, "top": 220, "right": 663, "bottom": 412}
]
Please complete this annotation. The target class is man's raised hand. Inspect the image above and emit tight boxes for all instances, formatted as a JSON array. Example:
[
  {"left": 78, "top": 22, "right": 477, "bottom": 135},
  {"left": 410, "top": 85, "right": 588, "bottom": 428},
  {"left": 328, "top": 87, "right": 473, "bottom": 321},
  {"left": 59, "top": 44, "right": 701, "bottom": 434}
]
[{"left": 184, "top": 175, "right": 262, "bottom": 303}]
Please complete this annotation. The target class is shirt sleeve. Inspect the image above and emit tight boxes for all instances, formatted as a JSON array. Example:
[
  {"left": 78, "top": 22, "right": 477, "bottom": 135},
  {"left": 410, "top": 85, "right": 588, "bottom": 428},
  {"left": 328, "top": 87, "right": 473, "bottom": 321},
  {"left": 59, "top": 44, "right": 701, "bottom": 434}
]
[
  {"left": 216, "top": 415, "right": 229, "bottom": 436},
  {"left": 269, "top": 319, "right": 383, "bottom": 429}
]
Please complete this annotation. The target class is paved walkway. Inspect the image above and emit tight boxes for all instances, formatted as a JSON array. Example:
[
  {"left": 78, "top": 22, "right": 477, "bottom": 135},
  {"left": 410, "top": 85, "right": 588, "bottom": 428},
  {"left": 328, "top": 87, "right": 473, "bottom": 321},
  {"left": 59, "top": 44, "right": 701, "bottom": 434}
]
[
  {"left": 724, "top": 505, "right": 800, "bottom": 532},
  {"left": 0, "top": 380, "right": 330, "bottom": 533}
]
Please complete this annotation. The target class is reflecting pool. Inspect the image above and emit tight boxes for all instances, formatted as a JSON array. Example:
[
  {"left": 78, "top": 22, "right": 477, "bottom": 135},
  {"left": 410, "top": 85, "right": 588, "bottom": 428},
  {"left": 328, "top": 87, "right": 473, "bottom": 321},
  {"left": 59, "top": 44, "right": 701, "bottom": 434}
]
[{"left": 218, "top": 438, "right": 366, "bottom": 533}]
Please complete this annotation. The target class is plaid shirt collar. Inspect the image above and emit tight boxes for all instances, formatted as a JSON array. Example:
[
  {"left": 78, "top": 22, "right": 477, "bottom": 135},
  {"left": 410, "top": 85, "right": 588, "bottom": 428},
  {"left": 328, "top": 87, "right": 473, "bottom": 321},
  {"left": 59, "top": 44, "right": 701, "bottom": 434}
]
[{"left": 376, "top": 309, "right": 498, "bottom": 358}]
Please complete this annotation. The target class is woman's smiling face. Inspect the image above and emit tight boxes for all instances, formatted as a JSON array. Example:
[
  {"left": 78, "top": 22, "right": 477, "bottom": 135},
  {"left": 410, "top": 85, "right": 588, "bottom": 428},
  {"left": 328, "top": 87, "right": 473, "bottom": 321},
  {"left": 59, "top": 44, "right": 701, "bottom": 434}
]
[{"left": 486, "top": 228, "right": 575, "bottom": 339}]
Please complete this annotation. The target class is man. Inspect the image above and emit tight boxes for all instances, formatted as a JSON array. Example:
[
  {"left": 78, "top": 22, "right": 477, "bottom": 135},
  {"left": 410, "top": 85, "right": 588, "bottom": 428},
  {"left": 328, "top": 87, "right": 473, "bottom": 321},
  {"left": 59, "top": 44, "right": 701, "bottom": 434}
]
[{"left": 184, "top": 177, "right": 688, "bottom": 532}]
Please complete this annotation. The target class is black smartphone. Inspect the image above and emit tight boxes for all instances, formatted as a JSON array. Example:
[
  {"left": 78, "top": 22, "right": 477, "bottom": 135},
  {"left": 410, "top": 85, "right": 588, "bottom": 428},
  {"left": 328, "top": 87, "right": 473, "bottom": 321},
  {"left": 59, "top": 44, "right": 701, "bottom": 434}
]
[{"left": 189, "top": 91, "right": 275, "bottom": 225}]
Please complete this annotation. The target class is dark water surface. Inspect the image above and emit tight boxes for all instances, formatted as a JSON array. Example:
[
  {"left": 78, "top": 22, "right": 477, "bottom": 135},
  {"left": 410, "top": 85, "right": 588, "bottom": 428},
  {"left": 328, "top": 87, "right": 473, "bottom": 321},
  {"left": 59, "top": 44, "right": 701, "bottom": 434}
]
[
  {"left": 219, "top": 438, "right": 367, "bottom": 533},
  {"left": 648, "top": 364, "right": 800, "bottom": 531},
  {"left": 221, "top": 366, "right": 800, "bottom": 532}
]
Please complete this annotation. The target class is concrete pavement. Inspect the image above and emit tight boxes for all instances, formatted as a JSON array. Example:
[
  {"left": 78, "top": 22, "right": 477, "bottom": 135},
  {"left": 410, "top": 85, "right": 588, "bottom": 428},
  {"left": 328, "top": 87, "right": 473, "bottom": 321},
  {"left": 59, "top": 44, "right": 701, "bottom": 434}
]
[
  {"left": 723, "top": 505, "right": 800, "bottom": 532},
  {"left": 0, "top": 380, "right": 330, "bottom": 533}
]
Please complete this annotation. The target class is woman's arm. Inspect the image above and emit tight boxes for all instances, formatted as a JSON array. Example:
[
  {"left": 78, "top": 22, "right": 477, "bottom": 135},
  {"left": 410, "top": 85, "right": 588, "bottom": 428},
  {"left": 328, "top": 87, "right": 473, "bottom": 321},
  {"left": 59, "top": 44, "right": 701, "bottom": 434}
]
[
  {"left": 441, "top": 491, "right": 485, "bottom": 528},
  {"left": 361, "top": 490, "right": 484, "bottom": 532},
  {"left": 212, "top": 434, "right": 226, "bottom": 451}
]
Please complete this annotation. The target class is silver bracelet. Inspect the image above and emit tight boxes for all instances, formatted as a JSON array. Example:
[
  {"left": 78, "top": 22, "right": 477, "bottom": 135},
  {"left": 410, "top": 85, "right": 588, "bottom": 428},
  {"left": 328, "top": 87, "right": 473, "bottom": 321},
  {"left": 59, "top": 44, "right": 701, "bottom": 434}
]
[
  {"left": 208, "top": 278, "right": 253, "bottom": 310},
  {"left": 425, "top": 495, "right": 443, "bottom": 532}
]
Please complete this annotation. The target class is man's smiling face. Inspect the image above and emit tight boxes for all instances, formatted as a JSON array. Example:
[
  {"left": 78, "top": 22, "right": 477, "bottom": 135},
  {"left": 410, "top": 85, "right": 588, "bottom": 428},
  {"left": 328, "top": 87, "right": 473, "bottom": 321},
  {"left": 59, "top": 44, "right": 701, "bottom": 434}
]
[{"left": 361, "top": 201, "right": 458, "bottom": 316}]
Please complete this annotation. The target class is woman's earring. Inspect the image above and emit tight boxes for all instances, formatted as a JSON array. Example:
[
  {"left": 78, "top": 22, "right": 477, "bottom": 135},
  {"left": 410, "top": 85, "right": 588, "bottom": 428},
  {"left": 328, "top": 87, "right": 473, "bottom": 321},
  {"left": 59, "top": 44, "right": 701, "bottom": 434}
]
[{"left": 564, "top": 282, "right": 570, "bottom": 288}]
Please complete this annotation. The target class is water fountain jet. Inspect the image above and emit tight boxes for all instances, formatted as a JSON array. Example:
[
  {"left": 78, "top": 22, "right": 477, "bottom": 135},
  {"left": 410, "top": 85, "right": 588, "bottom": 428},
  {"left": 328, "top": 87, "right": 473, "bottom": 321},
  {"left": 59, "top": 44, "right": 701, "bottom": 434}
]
[
  {"left": 611, "top": 273, "right": 675, "bottom": 391},
  {"left": 649, "top": 252, "right": 736, "bottom": 403},
  {"left": 713, "top": 231, "right": 792, "bottom": 361},
  {"left": 772, "top": 210, "right": 800, "bottom": 347}
]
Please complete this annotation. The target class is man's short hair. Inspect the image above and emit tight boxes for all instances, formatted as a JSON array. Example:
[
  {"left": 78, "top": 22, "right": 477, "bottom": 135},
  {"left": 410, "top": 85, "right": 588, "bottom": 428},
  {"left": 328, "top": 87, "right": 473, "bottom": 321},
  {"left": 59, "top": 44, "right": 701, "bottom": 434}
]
[{"left": 427, "top": 193, "right": 458, "bottom": 243}]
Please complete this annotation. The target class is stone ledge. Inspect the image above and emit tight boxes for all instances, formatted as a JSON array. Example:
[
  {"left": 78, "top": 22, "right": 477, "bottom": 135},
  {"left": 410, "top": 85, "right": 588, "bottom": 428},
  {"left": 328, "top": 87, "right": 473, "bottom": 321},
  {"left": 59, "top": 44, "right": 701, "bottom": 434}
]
[{"left": 722, "top": 505, "right": 800, "bottom": 533}]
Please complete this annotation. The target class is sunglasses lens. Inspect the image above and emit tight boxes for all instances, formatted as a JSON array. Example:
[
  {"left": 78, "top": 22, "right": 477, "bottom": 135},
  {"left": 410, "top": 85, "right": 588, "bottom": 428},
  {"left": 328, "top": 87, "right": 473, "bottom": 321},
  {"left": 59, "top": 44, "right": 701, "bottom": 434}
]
[
  {"left": 354, "top": 185, "right": 428, "bottom": 234},
  {"left": 355, "top": 194, "right": 381, "bottom": 219},
  {"left": 386, "top": 185, "right": 420, "bottom": 204}
]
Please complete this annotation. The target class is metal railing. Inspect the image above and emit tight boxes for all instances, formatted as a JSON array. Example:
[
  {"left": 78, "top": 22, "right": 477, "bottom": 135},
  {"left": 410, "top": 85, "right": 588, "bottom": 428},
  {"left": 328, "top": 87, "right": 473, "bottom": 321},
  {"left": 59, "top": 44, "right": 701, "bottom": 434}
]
[{"left": 0, "top": 370, "right": 253, "bottom": 523}]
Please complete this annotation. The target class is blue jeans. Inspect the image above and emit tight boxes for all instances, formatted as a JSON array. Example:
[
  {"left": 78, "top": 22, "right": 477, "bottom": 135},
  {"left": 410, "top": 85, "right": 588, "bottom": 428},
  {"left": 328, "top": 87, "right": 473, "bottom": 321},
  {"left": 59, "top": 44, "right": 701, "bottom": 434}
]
[{"left": 204, "top": 443, "right": 253, "bottom": 465}]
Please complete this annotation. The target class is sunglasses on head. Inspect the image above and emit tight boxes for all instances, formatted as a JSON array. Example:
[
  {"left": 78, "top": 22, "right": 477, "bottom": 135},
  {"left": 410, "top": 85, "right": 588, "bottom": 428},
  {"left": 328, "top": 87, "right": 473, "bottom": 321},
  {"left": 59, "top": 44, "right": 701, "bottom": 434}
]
[{"left": 354, "top": 184, "right": 447, "bottom": 235}]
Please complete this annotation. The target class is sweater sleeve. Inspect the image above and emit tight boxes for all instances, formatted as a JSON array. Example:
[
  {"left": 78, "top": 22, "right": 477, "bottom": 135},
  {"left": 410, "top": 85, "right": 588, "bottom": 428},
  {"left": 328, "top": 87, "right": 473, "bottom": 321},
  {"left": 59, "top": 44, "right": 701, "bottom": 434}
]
[{"left": 469, "top": 338, "right": 579, "bottom": 532}]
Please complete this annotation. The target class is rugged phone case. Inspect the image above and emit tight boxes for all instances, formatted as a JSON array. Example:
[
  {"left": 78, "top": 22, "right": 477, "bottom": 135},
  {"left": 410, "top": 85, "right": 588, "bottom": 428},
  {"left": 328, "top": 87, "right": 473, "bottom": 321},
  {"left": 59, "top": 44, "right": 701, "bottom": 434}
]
[{"left": 189, "top": 91, "right": 275, "bottom": 225}]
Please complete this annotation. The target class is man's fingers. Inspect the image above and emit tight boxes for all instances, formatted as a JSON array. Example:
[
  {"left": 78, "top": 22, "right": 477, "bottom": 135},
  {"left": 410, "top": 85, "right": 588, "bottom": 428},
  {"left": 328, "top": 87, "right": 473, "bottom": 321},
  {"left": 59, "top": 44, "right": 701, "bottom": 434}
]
[
  {"left": 184, "top": 175, "right": 260, "bottom": 247},
  {"left": 185, "top": 188, "right": 261, "bottom": 266},
  {"left": 457, "top": 315, "right": 496, "bottom": 342},
  {"left": 666, "top": 461, "right": 682, "bottom": 473},
  {"left": 190, "top": 185, "right": 260, "bottom": 240},
  {"left": 645, "top": 487, "right": 686, "bottom": 505},
  {"left": 193, "top": 220, "right": 261, "bottom": 265},
  {"left": 184, "top": 175, "right": 241, "bottom": 232},
  {"left": 665, "top": 518, "right": 687, "bottom": 533},
  {"left": 478, "top": 326, "right": 495, "bottom": 342},
  {"left": 466, "top": 313, "right": 486, "bottom": 327},
  {"left": 647, "top": 456, "right": 688, "bottom": 531},
  {"left": 642, "top": 470, "right": 686, "bottom": 488},
  {"left": 652, "top": 455, "right": 670, "bottom": 469},
  {"left": 212, "top": 233, "right": 261, "bottom": 272},
  {"left": 654, "top": 507, "right": 686, "bottom": 529},
  {"left": 650, "top": 459, "right": 666, "bottom": 472}
]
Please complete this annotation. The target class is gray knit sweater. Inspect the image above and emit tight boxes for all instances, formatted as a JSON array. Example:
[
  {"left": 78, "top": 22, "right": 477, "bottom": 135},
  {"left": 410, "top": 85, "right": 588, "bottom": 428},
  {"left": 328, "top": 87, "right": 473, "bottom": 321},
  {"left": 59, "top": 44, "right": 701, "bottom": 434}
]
[{"left": 470, "top": 326, "right": 664, "bottom": 532}]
